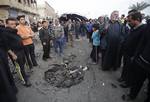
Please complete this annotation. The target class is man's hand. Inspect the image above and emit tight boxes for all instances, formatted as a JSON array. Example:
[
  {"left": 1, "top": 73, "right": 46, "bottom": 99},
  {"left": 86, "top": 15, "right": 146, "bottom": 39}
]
[
  {"left": 21, "top": 35, "right": 30, "bottom": 39},
  {"left": 21, "top": 34, "right": 35, "bottom": 39},
  {"left": 29, "top": 34, "right": 35, "bottom": 38},
  {"left": 50, "top": 40, "right": 53, "bottom": 44},
  {"left": 43, "top": 42, "right": 46, "bottom": 45},
  {"left": 8, "top": 50, "right": 17, "bottom": 60},
  {"left": 12, "top": 54, "right": 17, "bottom": 60}
]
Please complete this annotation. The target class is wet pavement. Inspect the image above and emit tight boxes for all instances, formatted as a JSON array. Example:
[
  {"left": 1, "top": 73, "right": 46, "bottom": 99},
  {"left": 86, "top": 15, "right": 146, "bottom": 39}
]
[{"left": 16, "top": 38, "right": 146, "bottom": 102}]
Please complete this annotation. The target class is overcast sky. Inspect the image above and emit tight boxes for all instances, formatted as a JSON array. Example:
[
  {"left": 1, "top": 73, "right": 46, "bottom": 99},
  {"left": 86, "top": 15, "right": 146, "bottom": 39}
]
[{"left": 39, "top": 0, "right": 150, "bottom": 18}]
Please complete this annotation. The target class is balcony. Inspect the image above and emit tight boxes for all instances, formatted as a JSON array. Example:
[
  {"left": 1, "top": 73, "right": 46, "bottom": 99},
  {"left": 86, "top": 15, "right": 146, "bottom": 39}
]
[
  {"left": 0, "top": 0, "right": 10, "bottom": 6},
  {"left": 0, "top": 0, "right": 38, "bottom": 15}
]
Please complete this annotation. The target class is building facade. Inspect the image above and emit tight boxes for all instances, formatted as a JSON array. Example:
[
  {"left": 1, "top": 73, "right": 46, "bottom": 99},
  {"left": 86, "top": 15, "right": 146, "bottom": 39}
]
[
  {"left": 0, "top": 0, "right": 38, "bottom": 23},
  {"left": 37, "top": 1, "right": 57, "bottom": 20}
]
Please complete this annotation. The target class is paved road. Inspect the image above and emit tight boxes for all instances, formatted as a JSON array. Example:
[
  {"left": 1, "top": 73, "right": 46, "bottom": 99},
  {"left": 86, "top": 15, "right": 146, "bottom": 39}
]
[{"left": 16, "top": 38, "right": 146, "bottom": 102}]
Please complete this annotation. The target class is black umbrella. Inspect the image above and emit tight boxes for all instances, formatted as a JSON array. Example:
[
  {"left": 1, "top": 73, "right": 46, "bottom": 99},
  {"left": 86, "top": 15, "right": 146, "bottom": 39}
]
[{"left": 59, "top": 13, "right": 88, "bottom": 22}]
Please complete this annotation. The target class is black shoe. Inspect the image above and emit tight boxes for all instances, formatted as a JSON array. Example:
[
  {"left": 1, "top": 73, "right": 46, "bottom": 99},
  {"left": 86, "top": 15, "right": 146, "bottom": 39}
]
[
  {"left": 144, "top": 98, "right": 150, "bottom": 102},
  {"left": 33, "top": 63, "right": 38, "bottom": 67},
  {"left": 29, "top": 64, "right": 33, "bottom": 69},
  {"left": 24, "top": 81, "right": 32, "bottom": 87},
  {"left": 120, "top": 83, "right": 130, "bottom": 88},
  {"left": 29, "top": 69, "right": 34, "bottom": 73},
  {"left": 112, "top": 67, "right": 118, "bottom": 71},
  {"left": 101, "top": 68, "right": 110, "bottom": 71},
  {"left": 117, "top": 78, "right": 124, "bottom": 83},
  {"left": 122, "top": 94, "right": 135, "bottom": 101},
  {"left": 43, "top": 58, "right": 47, "bottom": 61},
  {"left": 46, "top": 56, "right": 52, "bottom": 59}
]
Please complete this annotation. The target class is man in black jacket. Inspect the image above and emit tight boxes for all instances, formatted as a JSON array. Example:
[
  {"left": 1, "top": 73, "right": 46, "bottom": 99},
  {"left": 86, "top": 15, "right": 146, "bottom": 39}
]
[
  {"left": 5, "top": 18, "right": 31, "bottom": 87},
  {"left": 0, "top": 22, "right": 18, "bottom": 102},
  {"left": 39, "top": 20, "right": 53, "bottom": 61},
  {"left": 121, "top": 11, "right": 148, "bottom": 101},
  {"left": 130, "top": 18, "right": 150, "bottom": 102},
  {"left": 118, "top": 9, "right": 137, "bottom": 85}
]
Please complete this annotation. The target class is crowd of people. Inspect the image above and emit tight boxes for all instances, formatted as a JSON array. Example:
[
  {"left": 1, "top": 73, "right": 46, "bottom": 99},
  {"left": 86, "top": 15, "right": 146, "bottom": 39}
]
[
  {"left": 0, "top": 9, "right": 150, "bottom": 102},
  {"left": 88, "top": 10, "right": 150, "bottom": 102}
]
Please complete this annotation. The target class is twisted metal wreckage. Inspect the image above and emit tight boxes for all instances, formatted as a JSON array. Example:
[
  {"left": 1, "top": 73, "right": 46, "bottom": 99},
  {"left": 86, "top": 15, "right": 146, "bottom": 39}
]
[{"left": 45, "top": 54, "right": 89, "bottom": 88}]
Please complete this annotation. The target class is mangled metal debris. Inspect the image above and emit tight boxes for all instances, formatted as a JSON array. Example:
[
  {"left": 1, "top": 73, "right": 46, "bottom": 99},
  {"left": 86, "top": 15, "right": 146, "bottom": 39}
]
[
  {"left": 45, "top": 54, "right": 88, "bottom": 88},
  {"left": 45, "top": 64, "right": 88, "bottom": 88}
]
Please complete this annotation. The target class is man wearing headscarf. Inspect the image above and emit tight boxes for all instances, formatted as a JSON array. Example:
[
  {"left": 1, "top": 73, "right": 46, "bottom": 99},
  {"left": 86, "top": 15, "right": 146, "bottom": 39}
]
[
  {"left": 98, "top": 16, "right": 107, "bottom": 68},
  {"left": 102, "top": 11, "right": 126, "bottom": 71}
]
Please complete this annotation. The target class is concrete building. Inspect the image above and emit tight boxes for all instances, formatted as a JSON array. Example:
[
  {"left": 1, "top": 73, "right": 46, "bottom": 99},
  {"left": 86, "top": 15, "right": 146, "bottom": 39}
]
[
  {"left": 0, "top": 0, "right": 38, "bottom": 23},
  {"left": 37, "top": 0, "right": 57, "bottom": 20}
]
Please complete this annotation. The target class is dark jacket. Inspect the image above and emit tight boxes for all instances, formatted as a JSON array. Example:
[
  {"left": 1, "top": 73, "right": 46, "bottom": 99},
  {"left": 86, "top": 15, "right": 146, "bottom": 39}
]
[
  {"left": 0, "top": 27, "right": 23, "bottom": 51},
  {"left": 99, "top": 23, "right": 107, "bottom": 50},
  {"left": 39, "top": 27, "right": 52, "bottom": 42},
  {"left": 4, "top": 27, "right": 24, "bottom": 52},
  {"left": 0, "top": 27, "right": 17, "bottom": 102},
  {"left": 106, "top": 21, "right": 126, "bottom": 44},
  {"left": 134, "top": 22, "right": 150, "bottom": 72},
  {"left": 102, "top": 21, "right": 126, "bottom": 69},
  {"left": 123, "top": 24, "right": 146, "bottom": 58},
  {"left": 0, "top": 27, "right": 9, "bottom": 51}
]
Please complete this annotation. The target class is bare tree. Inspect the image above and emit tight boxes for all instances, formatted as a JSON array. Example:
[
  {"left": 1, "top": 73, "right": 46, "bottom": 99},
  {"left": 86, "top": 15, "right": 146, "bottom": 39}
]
[{"left": 129, "top": 1, "right": 150, "bottom": 11}]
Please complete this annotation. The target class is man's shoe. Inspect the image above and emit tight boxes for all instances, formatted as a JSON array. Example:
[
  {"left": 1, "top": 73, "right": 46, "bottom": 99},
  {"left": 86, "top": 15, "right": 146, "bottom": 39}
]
[
  {"left": 101, "top": 68, "right": 110, "bottom": 71},
  {"left": 122, "top": 94, "right": 135, "bottom": 101},
  {"left": 43, "top": 58, "right": 47, "bottom": 61},
  {"left": 24, "top": 81, "right": 32, "bottom": 87},
  {"left": 117, "top": 78, "right": 124, "bottom": 83},
  {"left": 91, "top": 62, "right": 97, "bottom": 65},
  {"left": 112, "top": 67, "right": 118, "bottom": 71},
  {"left": 120, "top": 83, "right": 130, "bottom": 88},
  {"left": 33, "top": 63, "right": 38, "bottom": 67},
  {"left": 29, "top": 69, "right": 34, "bottom": 73},
  {"left": 46, "top": 56, "right": 52, "bottom": 59},
  {"left": 144, "top": 98, "right": 150, "bottom": 102}
]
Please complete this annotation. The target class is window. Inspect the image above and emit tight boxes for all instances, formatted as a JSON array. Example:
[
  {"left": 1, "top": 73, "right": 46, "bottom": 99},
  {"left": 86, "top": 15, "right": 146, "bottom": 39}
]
[
  {"left": 34, "top": 0, "right": 37, "bottom": 4},
  {"left": 31, "top": 0, "right": 34, "bottom": 3},
  {"left": 18, "top": 0, "right": 22, "bottom": 3},
  {"left": 27, "top": 0, "right": 30, "bottom": 6},
  {"left": 24, "top": 0, "right": 26, "bottom": 4}
]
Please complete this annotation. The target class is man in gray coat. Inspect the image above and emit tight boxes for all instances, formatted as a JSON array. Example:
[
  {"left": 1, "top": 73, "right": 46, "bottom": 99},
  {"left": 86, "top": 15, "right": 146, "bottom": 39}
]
[{"left": 102, "top": 11, "right": 125, "bottom": 71}]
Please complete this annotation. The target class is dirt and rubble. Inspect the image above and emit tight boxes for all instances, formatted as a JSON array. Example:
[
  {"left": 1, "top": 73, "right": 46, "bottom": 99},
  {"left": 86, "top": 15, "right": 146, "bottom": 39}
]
[{"left": 15, "top": 38, "right": 146, "bottom": 102}]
